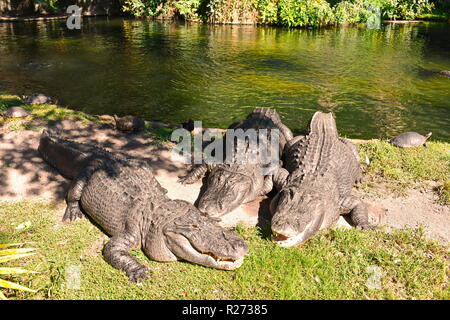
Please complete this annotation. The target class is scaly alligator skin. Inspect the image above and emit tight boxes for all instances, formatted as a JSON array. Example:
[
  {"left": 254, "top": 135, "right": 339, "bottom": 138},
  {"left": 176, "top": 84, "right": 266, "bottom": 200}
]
[
  {"left": 179, "top": 108, "right": 293, "bottom": 217},
  {"left": 38, "top": 130, "right": 248, "bottom": 282},
  {"left": 270, "top": 112, "right": 373, "bottom": 247}
]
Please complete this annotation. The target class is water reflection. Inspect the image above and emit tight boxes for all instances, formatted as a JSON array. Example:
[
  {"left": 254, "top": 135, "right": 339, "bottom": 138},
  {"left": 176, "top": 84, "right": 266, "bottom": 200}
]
[{"left": 0, "top": 18, "right": 449, "bottom": 140}]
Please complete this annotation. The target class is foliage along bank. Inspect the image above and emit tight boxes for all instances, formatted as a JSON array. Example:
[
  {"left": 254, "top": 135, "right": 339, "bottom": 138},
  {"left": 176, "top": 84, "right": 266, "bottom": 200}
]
[
  {"left": 120, "top": 0, "right": 437, "bottom": 26},
  {"left": 9, "top": 0, "right": 444, "bottom": 27}
]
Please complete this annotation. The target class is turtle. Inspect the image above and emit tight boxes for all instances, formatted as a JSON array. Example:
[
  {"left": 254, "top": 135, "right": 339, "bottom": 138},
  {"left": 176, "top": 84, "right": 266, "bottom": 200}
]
[
  {"left": 389, "top": 132, "right": 432, "bottom": 148},
  {"left": 182, "top": 118, "right": 195, "bottom": 132},
  {"left": 1, "top": 106, "right": 34, "bottom": 119},
  {"left": 113, "top": 115, "right": 145, "bottom": 132},
  {"left": 23, "top": 93, "right": 55, "bottom": 105}
]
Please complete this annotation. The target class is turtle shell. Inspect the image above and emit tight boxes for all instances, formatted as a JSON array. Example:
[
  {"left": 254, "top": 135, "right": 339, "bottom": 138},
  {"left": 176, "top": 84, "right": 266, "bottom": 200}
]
[
  {"left": 114, "top": 115, "right": 145, "bottom": 132},
  {"left": 390, "top": 132, "right": 430, "bottom": 148},
  {"left": 24, "top": 93, "right": 53, "bottom": 105},
  {"left": 3, "top": 106, "right": 32, "bottom": 118}
]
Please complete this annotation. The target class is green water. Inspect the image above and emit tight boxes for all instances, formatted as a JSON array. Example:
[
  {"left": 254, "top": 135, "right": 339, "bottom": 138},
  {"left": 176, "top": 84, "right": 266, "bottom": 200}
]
[{"left": 0, "top": 18, "right": 449, "bottom": 140}]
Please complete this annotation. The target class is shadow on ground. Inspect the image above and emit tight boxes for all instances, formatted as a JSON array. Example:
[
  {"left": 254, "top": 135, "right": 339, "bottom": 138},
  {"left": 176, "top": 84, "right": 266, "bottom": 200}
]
[
  {"left": 0, "top": 119, "right": 183, "bottom": 200},
  {"left": 0, "top": 119, "right": 274, "bottom": 228}
]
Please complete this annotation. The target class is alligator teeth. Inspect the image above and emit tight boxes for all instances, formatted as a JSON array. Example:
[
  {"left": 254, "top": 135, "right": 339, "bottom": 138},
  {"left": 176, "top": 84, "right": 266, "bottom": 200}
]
[
  {"left": 272, "top": 233, "right": 289, "bottom": 241},
  {"left": 204, "top": 251, "right": 235, "bottom": 263}
]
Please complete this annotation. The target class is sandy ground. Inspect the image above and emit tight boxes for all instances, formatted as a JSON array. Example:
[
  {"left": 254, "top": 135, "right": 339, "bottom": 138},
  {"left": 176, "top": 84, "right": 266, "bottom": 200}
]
[{"left": 0, "top": 118, "right": 448, "bottom": 244}]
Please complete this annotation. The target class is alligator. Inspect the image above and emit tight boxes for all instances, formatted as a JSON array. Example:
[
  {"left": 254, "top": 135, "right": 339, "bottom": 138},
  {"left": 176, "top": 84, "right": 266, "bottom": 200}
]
[
  {"left": 418, "top": 67, "right": 450, "bottom": 78},
  {"left": 179, "top": 108, "right": 293, "bottom": 217},
  {"left": 270, "top": 112, "right": 374, "bottom": 247},
  {"left": 38, "top": 130, "right": 248, "bottom": 282}
]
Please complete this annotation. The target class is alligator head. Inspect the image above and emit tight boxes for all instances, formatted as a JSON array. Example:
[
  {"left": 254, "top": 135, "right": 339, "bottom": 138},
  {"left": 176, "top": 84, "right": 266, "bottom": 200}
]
[
  {"left": 143, "top": 200, "right": 248, "bottom": 270},
  {"left": 270, "top": 174, "right": 340, "bottom": 247},
  {"left": 270, "top": 111, "right": 342, "bottom": 247},
  {"left": 197, "top": 164, "right": 265, "bottom": 217}
]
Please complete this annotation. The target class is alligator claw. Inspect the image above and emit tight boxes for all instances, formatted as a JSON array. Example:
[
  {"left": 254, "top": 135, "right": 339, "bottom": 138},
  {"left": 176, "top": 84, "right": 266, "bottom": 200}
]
[
  {"left": 126, "top": 265, "right": 148, "bottom": 283},
  {"left": 357, "top": 224, "right": 376, "bottom": 230},
  {"left": 62, "top": 203, "right": 84, "bottom": 222},
  {"left": 178, "top": 176, "right": 194, "bottom": 185}
]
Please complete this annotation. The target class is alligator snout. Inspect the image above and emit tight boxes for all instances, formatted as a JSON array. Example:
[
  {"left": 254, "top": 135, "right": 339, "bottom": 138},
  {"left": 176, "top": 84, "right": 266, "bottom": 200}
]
[
  {"left": 271, "top": 225, "right": 299, "bottom": 239},
  {"left": 198, "top": 200, "right": 229, "bottom": 217}
]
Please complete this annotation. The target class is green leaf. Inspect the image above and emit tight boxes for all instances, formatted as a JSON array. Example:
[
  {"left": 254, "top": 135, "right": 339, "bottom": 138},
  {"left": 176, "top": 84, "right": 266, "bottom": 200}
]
[
  {"left": 0, "top": 248, "right": 36, "bottom": 256},
  {"left": 0, "top": 267, "right": 38, "bottom": 275},
  {"left": 0, "top": 252, "right": 36, "bottom": 263},
  {"left": 0, "top": 243, "right": 23, "bottom": 249},
  {"left": 0, "top": 278, "right": 36, "bottom": 293}
]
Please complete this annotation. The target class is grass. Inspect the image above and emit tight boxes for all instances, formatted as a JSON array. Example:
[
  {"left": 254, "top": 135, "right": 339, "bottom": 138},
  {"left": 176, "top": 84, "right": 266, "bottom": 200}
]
[
  {"left": 0, "top": 94, "right": 98, "bottom": 125},
  {"left": 357, "top": 140, "right": 450, "bottom": 202},
  {"left": 0, "top": 200, "right": 448, "bottom": 300},
  {"left": 436, "top": 180, "right": 450, "bottom": 205}
]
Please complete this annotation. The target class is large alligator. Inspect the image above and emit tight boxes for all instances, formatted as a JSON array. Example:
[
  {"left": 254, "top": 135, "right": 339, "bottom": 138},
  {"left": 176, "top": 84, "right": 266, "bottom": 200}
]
[
  {"left": 179, "top": 108, "right": 293, "bottom": 217},
  {"left": 270, "top": 112, "right": 374, "bottom": 247},
  {"left": 38, "top": 130, "right": 248, "bottom": 282}
]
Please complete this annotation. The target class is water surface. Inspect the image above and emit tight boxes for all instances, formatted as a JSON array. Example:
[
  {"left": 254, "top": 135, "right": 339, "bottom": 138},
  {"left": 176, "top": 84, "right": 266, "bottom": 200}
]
[{"left": 0, "top": 18, "right": 449, "bottom": 140}]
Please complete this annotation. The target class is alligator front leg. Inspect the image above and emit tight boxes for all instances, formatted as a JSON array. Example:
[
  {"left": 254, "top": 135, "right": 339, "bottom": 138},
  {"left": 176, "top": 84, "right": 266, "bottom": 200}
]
[
  {"left": 260, "top": 175, "right": 274, "bottom": 195},
  {"left": 273, "top": 168, "right": 289, "bottom": 191},
  {"left": 63, "top": 165, "right": 97, "bottom": 222},
  {"left": 340, "top": 196, "right": 374, "bottom": 230},
  {"left": 103, "top": 232, "right": 147, "bottom": 283},
  {"left": 178, "top": 164, "right": 208, "bottom": 184}
]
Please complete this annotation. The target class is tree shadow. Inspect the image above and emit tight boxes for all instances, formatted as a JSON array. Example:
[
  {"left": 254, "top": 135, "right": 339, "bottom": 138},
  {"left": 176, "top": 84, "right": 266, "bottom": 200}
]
[{"left": 0, "top": 118, "right": 186, "bottom": 201}]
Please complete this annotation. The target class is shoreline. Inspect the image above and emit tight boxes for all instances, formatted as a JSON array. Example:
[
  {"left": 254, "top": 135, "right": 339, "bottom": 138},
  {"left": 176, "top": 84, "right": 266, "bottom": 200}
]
[{"left": 1, "top": 14, "right": 448, "bottom": 24}]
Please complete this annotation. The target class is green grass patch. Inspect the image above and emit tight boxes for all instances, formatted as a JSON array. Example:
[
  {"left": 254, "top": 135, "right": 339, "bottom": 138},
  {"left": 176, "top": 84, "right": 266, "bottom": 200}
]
[
  {"left": 0, "top": 94, "right": 23, "bottom": 110},
  {"left": 436, "top": 180, "right": 450, "bottom": 205},
  {"left": 357, "top": 140, "right": 450, "bottom": 196},
  {"left": 0, "top": 200, "right": 448, "bottom": 300},
  {"left": 0, "top": 94, "right": 105, "bottom": 129}
]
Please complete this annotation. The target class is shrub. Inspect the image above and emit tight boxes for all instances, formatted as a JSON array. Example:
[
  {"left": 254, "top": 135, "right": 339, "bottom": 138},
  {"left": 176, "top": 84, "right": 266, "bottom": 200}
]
[
  {"left": 121, "top": 0, "right": 163, "bottom": 16},
  {"left": 334, "top": 1, "right": 365, "bottom": 23},
  {"left": 256, "top": 0, "right": 280, "bottom": 24},
  {"left": 119, "top": 0, "right": 435, "bottom": 25},
  {"left": 278, "top": 0, "right": 335, "bottom": 27},
  {"left": 382, "top": 0, "right": 434, "bottom": 19},
  {"left": 333, "top": 0, "right": 382, "bottom": 24},
  {"left": 171, "top": 0, "right": 202, "bottom": 19}
]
